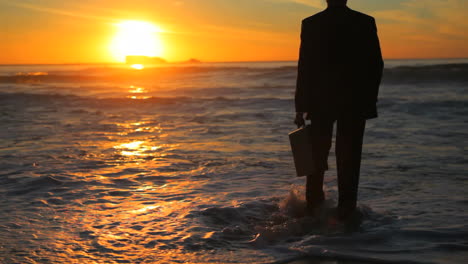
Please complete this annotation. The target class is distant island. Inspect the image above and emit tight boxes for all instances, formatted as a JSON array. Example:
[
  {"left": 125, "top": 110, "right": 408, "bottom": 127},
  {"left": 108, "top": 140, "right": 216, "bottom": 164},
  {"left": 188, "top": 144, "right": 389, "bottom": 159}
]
[
  {"left": 125, "top": 56, "right": 202, "bottom": 65},
  {"left": 125, "top": 55, "right": 167, "bottom": 65},
  {"left": 182, "top": 58, "right": 202, "bottom": 64}
]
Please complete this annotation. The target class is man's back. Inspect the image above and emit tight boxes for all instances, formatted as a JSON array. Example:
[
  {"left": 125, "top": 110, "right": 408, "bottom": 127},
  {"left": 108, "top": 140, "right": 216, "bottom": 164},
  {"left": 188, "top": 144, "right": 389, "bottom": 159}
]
[
  {"left": 296, "top": 6, "right": 383, "bottom": 119},
  {"left": 294, "top": 1, "right": 384, "bottom": 218}
]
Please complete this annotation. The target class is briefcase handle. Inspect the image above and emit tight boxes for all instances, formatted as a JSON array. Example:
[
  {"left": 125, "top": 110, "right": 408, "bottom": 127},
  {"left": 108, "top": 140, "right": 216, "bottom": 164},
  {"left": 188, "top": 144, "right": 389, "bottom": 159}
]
[{"left": 300, "top": 119, "right": 312, "bottom": 128}]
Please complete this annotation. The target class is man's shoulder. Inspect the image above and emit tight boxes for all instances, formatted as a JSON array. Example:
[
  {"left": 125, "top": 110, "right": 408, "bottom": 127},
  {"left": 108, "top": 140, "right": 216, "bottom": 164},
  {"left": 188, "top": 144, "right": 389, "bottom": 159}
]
[
  {"left": 347, "top": 8, "right": 375, "bottom": 23},
  {"left": 301, "top": 10, "right": 327, "bottom": 24},
  {"left": 301, "top": 8, "right": 375, "bottom": 25}
]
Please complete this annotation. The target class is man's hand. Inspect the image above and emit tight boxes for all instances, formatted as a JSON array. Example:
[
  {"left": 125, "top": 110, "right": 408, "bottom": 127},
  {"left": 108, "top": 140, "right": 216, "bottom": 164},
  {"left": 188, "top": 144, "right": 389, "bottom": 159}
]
[{"left": 294, "top": 112, "right": 305, "bottom": 128}]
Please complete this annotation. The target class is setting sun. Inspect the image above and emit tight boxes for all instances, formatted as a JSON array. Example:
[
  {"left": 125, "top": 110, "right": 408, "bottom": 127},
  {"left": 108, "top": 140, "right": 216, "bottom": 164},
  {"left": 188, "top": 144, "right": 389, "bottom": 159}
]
[
  {"left": 1, "top": 0, "right": 467, "bottom": 263},
  {"left": 110, "top": 20, "right": 164, "bottom": 62}
]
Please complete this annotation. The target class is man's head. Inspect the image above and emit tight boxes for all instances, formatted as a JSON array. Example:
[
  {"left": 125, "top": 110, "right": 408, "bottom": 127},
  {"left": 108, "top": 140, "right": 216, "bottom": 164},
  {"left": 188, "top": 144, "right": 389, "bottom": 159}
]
[{"left": 327, "top": 0, "right": 347, "bottom": 7}]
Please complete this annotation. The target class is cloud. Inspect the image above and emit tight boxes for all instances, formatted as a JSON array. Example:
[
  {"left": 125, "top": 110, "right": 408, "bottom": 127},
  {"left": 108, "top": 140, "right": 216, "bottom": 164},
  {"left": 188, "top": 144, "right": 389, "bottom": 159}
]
[
  {"left": 4, "top": 1, "right": 118, "bottom": 22},
  {"left": 289, "top": 0, "right": 325, "bottom": 8},
  {"left": 175, "top": 22, "right": 293, "bottom": 44},
  {"left": 373, "top": 0, "right": 468, "bottom": 40},
  {"left": 265, "top": 0, "right": 325, "bottom": 9},
  {"left": 372, "top": 0, "right": 468, "bottom": 57}
]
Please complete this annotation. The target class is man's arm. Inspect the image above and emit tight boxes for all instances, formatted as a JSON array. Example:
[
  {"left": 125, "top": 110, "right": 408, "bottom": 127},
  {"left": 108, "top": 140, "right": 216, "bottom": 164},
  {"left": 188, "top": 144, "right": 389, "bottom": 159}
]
[
  {"left": 295, "top": 21, "right": 309, "bottom": 114},
  {"left": 368, "top": 18, "right": 384, "bottom": 103}
]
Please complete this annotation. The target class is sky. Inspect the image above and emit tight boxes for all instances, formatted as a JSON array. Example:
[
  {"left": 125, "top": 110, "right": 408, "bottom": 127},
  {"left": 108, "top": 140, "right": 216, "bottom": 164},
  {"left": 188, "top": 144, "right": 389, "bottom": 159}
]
[{"left": 1, "top": 0, "right": 467, "bottom": 64}]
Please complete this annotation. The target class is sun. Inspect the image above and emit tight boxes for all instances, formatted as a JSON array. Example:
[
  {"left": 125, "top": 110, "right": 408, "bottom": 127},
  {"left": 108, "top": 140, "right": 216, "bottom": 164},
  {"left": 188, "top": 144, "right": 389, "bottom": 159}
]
[{"left": 110, "top": 20, "right": 164, "bottom": 62}]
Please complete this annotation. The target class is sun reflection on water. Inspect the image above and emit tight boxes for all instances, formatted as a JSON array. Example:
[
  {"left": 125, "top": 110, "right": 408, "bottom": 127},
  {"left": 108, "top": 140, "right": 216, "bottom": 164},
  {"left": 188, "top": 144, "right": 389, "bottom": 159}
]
[
  {"left": 128, "top": 95, "right": 151, "bottom": 100},
  {"left": 132, "top": 205, "right": 160, "bottom": 214},
  {"left": 117, "top": 141, "right": 144, "bottom": 149},
  {"left": 127, "top": 85, "right": 150, "bottom": 99},
  {"left": 114, "top": 140, "right": 162, "bottom": 156},
  {"left": 129, "top": 86, "right": 146, "bottom": 94},
  {"left": 8, "top": 114, "right": 226, "bottom": 263}
]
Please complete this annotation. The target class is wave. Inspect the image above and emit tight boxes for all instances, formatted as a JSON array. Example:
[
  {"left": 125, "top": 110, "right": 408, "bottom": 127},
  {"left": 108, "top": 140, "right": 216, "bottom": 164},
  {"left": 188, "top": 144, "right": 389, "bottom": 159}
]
[
  {"left": 1, "top": 63, "right": 467, "bottom": 84},
  {"left": 0, "top": 92, "right": 292, "bottom": 107},
  {"left": 0, "top": 66, "right": 295, "bottom": 83},
  {"left": 194, "top": 188, "right": 466, "bottom": 264},
  {"left": 383, "top": 63, "right": 468, "bottom": 84}
]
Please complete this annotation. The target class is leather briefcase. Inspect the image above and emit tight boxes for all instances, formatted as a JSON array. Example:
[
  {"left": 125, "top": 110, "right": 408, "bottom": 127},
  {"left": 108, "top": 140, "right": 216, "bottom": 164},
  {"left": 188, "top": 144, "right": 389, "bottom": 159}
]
[{"left": 289, "top": 125, "right": 317, "bottom": 177}]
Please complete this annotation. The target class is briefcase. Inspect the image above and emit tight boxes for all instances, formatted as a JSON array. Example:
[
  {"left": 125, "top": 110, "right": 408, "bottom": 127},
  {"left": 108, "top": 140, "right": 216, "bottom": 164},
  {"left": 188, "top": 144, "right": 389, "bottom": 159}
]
[{"left": 289, "top": 125, "right": 317, "bottom": 177}]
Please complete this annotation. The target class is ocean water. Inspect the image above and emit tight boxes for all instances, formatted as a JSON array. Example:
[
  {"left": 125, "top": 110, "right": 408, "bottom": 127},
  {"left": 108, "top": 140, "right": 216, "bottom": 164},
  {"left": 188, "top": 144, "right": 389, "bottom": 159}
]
[{"left": 0, "top": 59, "right": 467, "bottom": 264}]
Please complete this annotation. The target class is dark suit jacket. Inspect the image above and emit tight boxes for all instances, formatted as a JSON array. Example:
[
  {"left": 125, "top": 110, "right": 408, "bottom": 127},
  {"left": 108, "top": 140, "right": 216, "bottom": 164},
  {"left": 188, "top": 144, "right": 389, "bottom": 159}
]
[{"left": 295, "top": 6, "right": 384, "bottom": 119}]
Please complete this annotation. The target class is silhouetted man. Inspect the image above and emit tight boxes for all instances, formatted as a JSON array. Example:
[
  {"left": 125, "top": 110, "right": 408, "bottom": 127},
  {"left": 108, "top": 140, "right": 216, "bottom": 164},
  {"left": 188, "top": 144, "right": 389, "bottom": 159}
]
[{"left": 294, "top": 0, "right": 383, "bottom": 219}]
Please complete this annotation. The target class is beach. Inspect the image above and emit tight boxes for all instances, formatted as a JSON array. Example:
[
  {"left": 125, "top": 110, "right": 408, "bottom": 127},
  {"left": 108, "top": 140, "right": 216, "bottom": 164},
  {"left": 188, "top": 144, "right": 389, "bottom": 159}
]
[{"left": 0, "top": 60, "right": 467, "bottom": 263}]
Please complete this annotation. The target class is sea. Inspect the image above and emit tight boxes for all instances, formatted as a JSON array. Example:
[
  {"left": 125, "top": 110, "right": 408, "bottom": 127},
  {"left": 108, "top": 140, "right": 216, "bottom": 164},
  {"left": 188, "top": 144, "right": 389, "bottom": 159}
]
[{"left": 0, "top": 59, "right": 467, "bottom": 264}]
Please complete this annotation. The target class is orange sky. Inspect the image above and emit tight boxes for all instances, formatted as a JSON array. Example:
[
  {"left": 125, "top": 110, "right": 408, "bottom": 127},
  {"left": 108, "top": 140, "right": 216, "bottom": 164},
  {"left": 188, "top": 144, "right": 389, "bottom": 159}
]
[{"left": 1, "top": 0, "right": 467, "bottom": 64}]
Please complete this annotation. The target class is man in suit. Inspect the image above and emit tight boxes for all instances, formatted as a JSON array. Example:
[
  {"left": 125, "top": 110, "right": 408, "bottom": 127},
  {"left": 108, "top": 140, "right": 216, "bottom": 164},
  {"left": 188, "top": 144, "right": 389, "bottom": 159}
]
[{"left": 294, "top": 0, "right": 383, "bottom": 219}]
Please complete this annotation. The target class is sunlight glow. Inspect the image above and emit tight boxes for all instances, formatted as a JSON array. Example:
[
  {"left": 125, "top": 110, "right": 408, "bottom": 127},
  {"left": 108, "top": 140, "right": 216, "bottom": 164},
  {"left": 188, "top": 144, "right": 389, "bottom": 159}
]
[
  {"left": 130, "top": 64, "right": 145, "bottom": 70},
  {"left": 132, "top": 205, "right": 160, "bottom": 214},
  {"left": 127, "top": 95, "right": 151, "bottom": 100},
  {"left": 114, "top": 140, "right": 161, "bottom": 156},
  {"left": 110, "top": 20, "right": 164, "bottom": 62},
  {"left": 116, "top": 141, "right": 145, "bottom": 150},
  {"left": 129, "top": 86, "right": 146, "bottom": 94},
  {"left": 127, "top": 85, "right": 150, "bottom": 99}
]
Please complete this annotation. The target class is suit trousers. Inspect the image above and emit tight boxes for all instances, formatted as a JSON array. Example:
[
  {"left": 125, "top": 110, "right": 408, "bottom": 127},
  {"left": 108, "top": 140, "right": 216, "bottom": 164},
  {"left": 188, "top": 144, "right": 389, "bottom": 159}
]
[{"left": 306, "top": 116, "right": 366, "bottom": 212}]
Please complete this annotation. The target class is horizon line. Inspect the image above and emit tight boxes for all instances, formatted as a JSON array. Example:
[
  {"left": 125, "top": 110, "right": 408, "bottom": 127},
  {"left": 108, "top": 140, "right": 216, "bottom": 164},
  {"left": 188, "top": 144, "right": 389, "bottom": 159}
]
[{"left": 1, "top": 57, "right": 468, "bottom": 66}]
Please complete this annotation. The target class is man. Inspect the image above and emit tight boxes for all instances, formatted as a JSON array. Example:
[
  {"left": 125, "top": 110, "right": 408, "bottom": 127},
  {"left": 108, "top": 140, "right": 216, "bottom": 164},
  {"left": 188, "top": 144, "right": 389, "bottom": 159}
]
[{"left": 294, "top": 0, "right": 383, "bottom": 219}]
